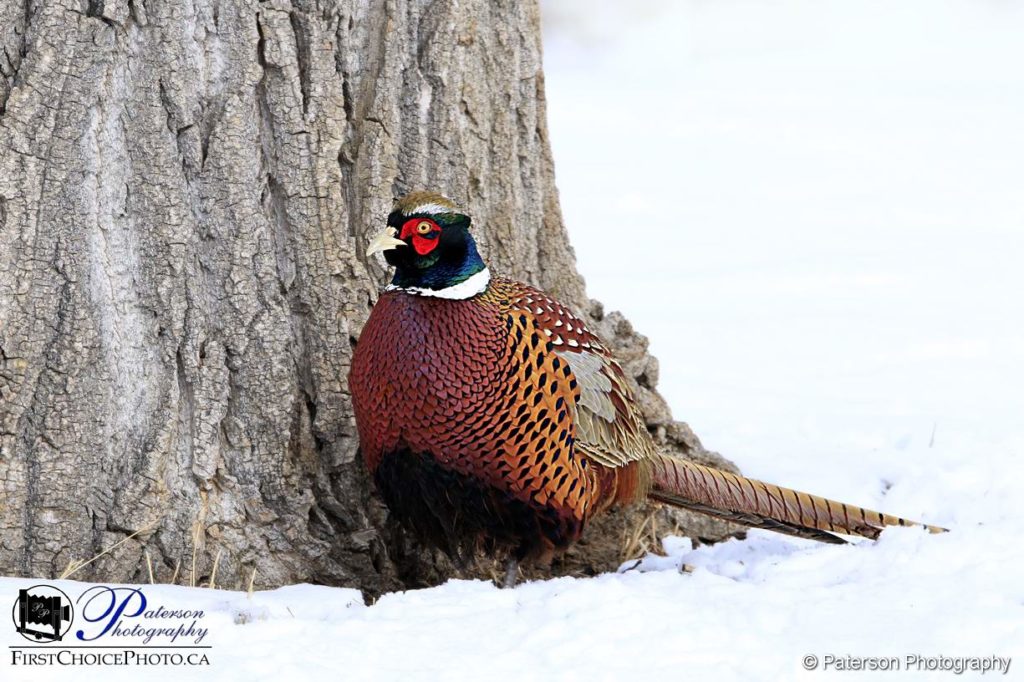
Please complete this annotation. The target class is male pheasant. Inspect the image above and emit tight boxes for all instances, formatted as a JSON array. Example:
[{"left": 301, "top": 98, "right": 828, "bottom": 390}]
[{"left": 349, "top": 191, "right": 943, "bottom": 584}]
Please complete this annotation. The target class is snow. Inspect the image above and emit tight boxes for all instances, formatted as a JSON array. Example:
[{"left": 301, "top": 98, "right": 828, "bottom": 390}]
[{"left": 4, "top": 1, "right": 1024, "bottom": 679}]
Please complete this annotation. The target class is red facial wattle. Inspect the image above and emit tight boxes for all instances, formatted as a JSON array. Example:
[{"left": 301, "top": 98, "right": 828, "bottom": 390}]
[{"left": 399, "top": 218, "right": 442, "bottom": 256}]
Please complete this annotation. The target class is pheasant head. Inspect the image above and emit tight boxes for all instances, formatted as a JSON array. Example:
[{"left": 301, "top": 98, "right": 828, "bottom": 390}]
[{"left": 366, "top": 191, "right": 488, "bottom": 298}]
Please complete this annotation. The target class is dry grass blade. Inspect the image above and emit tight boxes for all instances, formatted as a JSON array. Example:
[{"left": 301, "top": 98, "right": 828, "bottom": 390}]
[
  {"left": 208, "top": 548, "right": 222, "bottom": 590},
  {"left": 190, "top": 525, "right": 201, "bottom": 588},
  {"left": 247, "top": 565, "right": 257, "bottom": 599},
  {"left": 621, "top": 509, "right": 660, "bottom": 561},
  {"left": 59, "top": 518, "right": 161, "bottom": 580},
  {"left": 170, "top": 559, "right": 181, "bottom": 585},
  {"left": 144, "top": 550, "right": 155, "bottom": 584}
]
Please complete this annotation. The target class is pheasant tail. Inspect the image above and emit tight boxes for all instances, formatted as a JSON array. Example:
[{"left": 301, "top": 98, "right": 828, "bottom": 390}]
[{"left": 648, "top": 455, "right": 946, "bottom": 544}]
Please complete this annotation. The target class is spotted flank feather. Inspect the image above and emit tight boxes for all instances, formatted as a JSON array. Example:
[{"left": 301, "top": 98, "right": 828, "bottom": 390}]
[{"left": 505, "top": 283, "right": 653, "bottom": 473}]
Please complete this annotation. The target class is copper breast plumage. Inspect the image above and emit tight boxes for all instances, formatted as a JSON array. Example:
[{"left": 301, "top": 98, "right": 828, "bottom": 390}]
[{"left": 349, "top": 278, "right": 600, "bottom": 556}]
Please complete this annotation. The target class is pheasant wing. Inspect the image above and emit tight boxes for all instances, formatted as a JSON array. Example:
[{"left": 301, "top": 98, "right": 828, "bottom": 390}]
[{"left": 504, "top": 282, "right": 653, "bottom": 469}]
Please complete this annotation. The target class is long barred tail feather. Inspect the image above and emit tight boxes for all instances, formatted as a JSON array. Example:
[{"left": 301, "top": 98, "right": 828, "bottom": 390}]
[{"left": 648, "top": 455, "right": 947, "bottom": 542}]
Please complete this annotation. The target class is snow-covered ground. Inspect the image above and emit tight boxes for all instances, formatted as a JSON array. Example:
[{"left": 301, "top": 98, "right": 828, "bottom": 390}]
[{"left": 4, "top": 1, "right": 1023, "bottom": 679}]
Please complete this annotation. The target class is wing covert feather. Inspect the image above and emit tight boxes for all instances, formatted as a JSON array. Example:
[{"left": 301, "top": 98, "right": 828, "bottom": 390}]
[{"left": 496, "top": 279, "right": 655, "bottom": 469}]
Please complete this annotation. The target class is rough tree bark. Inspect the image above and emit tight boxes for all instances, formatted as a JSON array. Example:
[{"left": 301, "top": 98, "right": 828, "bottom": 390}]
[{"left": 0, "top": 0, "right": 737, "bottom": 595}]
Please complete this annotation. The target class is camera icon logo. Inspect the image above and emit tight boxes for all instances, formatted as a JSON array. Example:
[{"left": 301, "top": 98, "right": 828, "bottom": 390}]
[{"left": 11, "top": 585, "right": 75, "bottom": 642}]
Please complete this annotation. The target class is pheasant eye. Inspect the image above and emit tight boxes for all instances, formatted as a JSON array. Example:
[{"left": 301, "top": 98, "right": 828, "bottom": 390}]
[{"left": 416, "top": 221, "right": 434, "bottom": 235}]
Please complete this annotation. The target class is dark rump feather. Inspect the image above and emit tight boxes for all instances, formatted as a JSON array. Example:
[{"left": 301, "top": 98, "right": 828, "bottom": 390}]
[{"left": 374, "top": 448, "right": 581, "bottom": 564}]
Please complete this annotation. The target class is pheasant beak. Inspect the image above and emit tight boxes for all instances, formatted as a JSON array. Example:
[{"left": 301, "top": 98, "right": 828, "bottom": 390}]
[{"left": 366, "top": 227, "right": 407, "bottom": 258}]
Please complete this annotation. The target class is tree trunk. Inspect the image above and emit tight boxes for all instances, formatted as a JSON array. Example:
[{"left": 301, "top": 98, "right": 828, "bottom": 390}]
[{"left": 0, "top": 0, "right": 736, "bottom": 595}]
